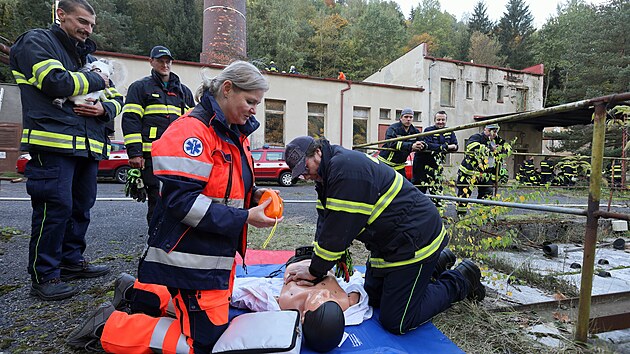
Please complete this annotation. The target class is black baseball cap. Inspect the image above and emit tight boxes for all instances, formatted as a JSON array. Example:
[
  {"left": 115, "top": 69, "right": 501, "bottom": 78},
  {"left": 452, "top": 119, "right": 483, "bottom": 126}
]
[
  {"left": 285, "top": 136, "right": 315, "bottom": 179},
  {"left": 150, "top": 46, "right": 173, "bottom": 60}
]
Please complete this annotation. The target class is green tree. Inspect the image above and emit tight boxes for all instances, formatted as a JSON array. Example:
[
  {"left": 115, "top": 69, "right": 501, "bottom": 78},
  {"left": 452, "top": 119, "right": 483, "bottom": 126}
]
[
  {"left": 495, "top": 0, "right": 535, "bottom": 69},
  {"left": 125, "top": 0, "right": 202, "bottom": 61},
  {"left": 343, "top": 0, "right": 407, "bottom": 79},
  {"left": 535, "top": 0, "right": 629, "bottom": 106},
  {"left": 247, "top": 0, "right": 316, "bottom": 73},
  {"left": 90, "top": 0, "right": 140, "bottom": 54},
  {"left": 468, "top": 0, "right": 493, "bottom": 35},
  {"left": 468, "top": 31, "right": 505, "bottom": 66},
  {"left": 407, "top": 0, "right": 466, "bottom": 59}
]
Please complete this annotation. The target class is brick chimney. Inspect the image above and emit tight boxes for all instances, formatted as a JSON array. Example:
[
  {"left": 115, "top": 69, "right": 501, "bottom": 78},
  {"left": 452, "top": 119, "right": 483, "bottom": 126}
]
[{"left": 200, "top": 0, "right": 246, "bottom": 65}]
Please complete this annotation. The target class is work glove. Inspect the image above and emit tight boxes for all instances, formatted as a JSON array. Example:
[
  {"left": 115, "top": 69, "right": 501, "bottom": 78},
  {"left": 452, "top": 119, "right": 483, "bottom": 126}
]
[
  {"left": 334, "top": 249, "right": 354, "bottom": 282},
  {"left": 125, "top": 168, "right": 147, "bottom": 203}
]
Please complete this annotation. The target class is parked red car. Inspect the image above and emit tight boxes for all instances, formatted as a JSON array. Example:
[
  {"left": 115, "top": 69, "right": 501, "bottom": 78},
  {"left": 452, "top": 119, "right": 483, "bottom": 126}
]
[
  {"left": 250, "top": 145, "right": 293, "bottom": 186},
  {"left": 15, "top": 140, "right": 131, "bottom": 184}
]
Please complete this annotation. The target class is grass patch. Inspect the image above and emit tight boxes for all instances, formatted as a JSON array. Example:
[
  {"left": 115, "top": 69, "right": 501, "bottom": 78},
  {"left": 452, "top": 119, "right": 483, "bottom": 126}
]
[
  {"left": 0, "top": 227, "right": 24, "bottom": 242},
  {"left": 0, "top": 172, "right": 22, "bottom": 178},
  {"left": 0, "top": 284, "right": 19, "bottom": 296}
]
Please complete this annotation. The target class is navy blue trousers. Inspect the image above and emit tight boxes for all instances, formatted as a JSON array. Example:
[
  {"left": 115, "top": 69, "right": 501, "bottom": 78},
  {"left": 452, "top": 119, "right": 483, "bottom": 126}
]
[
  {"left": 25, "top": 152, "right": 98, "bottom": 283},
  {"left": 364, "top": 237, "right": 468, "bottom": 334}
]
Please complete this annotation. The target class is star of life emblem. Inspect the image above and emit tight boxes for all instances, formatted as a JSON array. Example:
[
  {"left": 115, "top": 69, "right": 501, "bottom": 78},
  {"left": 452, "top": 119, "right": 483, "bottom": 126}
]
[{"left": 183, "top": 137, "right": 203, "bottom": 157}]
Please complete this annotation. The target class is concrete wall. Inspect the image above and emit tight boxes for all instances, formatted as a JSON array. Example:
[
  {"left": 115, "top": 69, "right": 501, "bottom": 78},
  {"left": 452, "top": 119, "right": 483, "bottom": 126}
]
[
  {"left": 97, "top": 52, "right": 424, "bottom": 149},
  {"left": 365, "top": 43, "right": 545, "bottom": 177},
  {"left": 1, "top": 44, "right": 545, "bottom": 177}
]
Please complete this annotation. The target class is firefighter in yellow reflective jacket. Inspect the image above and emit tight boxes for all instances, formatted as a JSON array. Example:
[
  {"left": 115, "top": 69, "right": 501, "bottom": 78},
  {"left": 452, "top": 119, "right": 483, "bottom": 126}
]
[
  {"left": 283, "top": 136, "right": 485, "bottom": 335},
  {"left": 10, "top": 0, "right": 122, "bottom": 301},
  {"left": 456, "top": 124, "right": 509, "bottom": 216},
  {"left": 122, "top": 45, "right": 195, "bottom": 226}
]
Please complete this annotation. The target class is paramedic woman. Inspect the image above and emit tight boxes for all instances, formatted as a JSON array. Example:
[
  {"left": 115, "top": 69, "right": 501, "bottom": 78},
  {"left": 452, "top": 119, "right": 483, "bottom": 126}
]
[{"left": 67, "top": 61, "right": 280, "bottom": 353}]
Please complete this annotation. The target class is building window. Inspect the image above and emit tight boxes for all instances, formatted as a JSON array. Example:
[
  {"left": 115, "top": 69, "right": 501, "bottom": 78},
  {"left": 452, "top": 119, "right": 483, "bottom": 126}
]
[
  {"left": 497, "top": 85, "right": 504, "bottom": 103},
  {"left": 353, "top": 107, "right": 369, "bottom": 151},
  {"left": 307, "top": 103, "right": 326, "bottom": 138},
  {"left": 466, "top": 81, "right": 473, "bottom": 100},
  {"left": 440, "top": 79, "right": 455, "bottom": 107},
  {"left": 264, "top": 99, "right": 285, "bottom": 145},
  {"left": 516, "top": 88, "right": 528, "bottom": 112},
  {"left": 379, "top": 109, "right": 391, "bottom": 120},
  {"left": 481, "top": 83, "right": 490, "bottom": 101}
]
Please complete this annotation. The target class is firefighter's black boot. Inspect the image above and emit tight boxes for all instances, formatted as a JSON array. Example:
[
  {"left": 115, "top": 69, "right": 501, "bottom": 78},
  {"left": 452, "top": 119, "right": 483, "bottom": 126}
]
[
  {"left": 433, "top": 248, "right": 456, "bottom": 278},
  {"left": 454, "top": 259, "right": 485, "bottom": 301}
]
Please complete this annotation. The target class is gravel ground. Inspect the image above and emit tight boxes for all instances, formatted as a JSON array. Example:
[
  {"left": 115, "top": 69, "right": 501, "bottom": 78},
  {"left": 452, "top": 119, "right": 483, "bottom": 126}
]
[
  {"left": 0, "top": 180, "right": 317, "bottom": 353},
  {"left": 1, "top": 179, "right": 628, "bottom": 353}
]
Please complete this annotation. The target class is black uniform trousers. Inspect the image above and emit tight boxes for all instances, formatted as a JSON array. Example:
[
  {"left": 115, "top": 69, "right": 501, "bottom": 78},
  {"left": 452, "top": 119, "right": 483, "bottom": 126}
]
[
  {"left": 364, "top": 237, "right": 467, "bottom": 334},
  {"left": 141, "top": 154, "right": 160, "bottom": 226},
  {"left": 455, "top": 171, "right": 493, "bottom": 215},
  {"left": 25, "top": 152, "right": 98, "bottom": 283}
]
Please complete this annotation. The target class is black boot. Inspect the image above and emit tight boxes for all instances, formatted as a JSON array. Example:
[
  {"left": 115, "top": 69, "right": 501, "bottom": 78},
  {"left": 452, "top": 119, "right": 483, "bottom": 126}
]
[
  {"left": 433, "top": 248, "right": 456, "bottom": 277},
  {"left": 31, "top": 278, "right": 78, "bottom": 301},
  {"left": 454, "top": 259, "right": 485, "bottom": 301}
]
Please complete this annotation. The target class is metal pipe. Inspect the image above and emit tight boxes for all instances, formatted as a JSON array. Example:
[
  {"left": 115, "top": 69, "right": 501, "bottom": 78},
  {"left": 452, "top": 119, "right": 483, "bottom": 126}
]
[
  {"left": 354, "top": 92, "right": 630, "bottom": 149},
  {"left": 340, "top": 82, "right": 352, "bottom": 146},
  {"left": 575, "top": 102, "right": 607, "bottom": 342},
  {"left": 424, "top": 194, "right": 588, "bottom": 216}
]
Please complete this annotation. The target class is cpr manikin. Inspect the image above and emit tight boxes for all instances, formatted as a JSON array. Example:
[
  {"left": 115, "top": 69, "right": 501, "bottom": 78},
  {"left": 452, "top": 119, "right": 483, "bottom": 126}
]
[{"left": 279, "top": 258, "right": 357, "bottom": 352}]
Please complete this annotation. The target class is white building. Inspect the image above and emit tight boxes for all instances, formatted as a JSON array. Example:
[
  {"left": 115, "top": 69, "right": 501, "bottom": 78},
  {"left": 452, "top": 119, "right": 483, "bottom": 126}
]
[{"left": 1, "top": 43, "right": 545, "bottom": 176}]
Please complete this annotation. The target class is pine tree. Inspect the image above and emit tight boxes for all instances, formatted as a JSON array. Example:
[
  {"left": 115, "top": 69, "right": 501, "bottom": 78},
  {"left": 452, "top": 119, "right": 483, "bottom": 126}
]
[
  {"left": 496, "top": 0, "right": 535, "bottom": 69},
  {"left": 468, "top": 1, "right": 493, "bottom": 35}
]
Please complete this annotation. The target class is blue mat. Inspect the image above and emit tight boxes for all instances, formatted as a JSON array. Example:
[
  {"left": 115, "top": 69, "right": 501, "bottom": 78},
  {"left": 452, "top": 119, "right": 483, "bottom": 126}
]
[{"left": 235, "top": 264, "right": 463, "bottom": 354}]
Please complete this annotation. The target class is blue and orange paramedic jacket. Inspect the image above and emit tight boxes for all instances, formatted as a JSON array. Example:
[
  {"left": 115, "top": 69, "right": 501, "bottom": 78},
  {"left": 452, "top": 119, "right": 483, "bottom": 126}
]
[
  {"left": 10, "top": 24, "right": 122, "bottom": 159},
  {"left": 121, "top": 70, "right": 194, "bottom": 158},
  {"left": 309, "top": 139, "right": 445, "bottom": 278},
  {"left": 138, "top": 93, "right": 257, "bottom": 290}
]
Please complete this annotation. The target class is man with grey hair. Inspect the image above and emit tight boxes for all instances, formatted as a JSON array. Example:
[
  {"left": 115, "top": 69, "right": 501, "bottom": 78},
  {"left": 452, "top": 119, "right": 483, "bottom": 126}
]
[{"left": 10, "top": 0, "right": 122, "bottom": 300}]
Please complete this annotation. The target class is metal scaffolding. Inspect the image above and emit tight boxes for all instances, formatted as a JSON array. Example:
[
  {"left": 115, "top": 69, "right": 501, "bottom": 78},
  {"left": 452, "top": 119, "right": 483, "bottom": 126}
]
[{"left": 355, "top": 92, "right": 630, "bottom": 343}]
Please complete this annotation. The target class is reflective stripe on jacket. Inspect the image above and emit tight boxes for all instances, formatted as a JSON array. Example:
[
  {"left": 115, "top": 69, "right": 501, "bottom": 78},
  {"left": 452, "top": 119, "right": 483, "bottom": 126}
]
[
  {"left": 377, "top": 121, "right": 420, "bottom": 168},
  {"left": 122, "top": 70, "right": 195, "bottom": 158},
  {"left": 138, "top": 97, "right": 258, "bottom": 290},
  {"left": 9, "top": 24, "right": 122, "bottom": 159},
  {"left": 309, "top": 140, "right": 444, "bottom": 277}
]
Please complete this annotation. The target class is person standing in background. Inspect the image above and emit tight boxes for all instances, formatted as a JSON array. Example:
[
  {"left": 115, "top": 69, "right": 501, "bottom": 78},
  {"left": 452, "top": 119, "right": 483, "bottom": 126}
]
[
  {"left": 412, "top": 111, "right": 458, "bottom": 204},
  {"left": 378, "top": 108, "right": 425, "bottom": 178},
  {"left": 122, "top": 45, "right": 195, "bottom": 226}
]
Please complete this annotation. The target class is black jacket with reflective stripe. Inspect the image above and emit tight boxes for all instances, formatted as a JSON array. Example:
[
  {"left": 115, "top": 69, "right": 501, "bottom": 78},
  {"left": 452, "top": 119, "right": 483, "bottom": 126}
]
[
  {"left": 309, "top": 140, "right": 443, "bottom": 277},
  {"left": 377, "top": 121, "right": 419, "bottom": 165},
  {"left": 10, "top": 25, "right": 120, "bottom": 159},
  {"left": 121, "top": 70, "right": 194, "bottom": 158}
]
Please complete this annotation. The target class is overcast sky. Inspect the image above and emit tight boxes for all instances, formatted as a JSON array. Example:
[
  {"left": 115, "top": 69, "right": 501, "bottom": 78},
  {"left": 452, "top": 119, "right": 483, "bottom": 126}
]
[{"left": 393, "top": 0, "right": 610, "bottom": 28}]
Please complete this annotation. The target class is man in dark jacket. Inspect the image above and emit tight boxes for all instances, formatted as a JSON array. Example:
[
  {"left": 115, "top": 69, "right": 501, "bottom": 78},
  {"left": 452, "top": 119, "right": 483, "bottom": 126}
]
[
  {"left": 456, "top": 124, "right": 508, "bottom": 216},
  {"left": 122, "top": 45, "right": 194, "bottom": 226},
  {"left": 412, "top": 111, "right": 458, "bottom": 201},
  {"left": 377, "top": 108, "right": 424, "bottom": 178},
  {"left": 10, "top": 0, "right": 121, "bottom": 300},
  {"left": 284, "top": 136, "right": 485, "bottom": 335}
]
